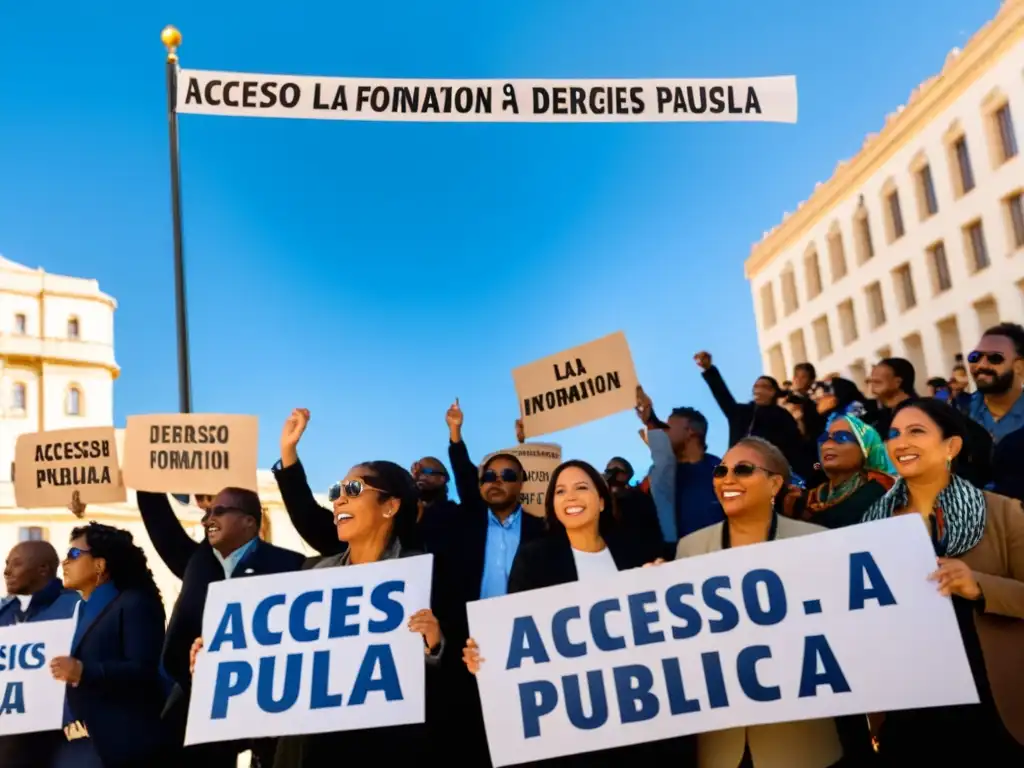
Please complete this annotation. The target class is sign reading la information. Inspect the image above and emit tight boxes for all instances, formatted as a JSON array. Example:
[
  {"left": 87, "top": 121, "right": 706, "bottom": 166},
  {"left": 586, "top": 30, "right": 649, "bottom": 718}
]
[
  {"left": 0, "top": 617, "right": 78, "bottom": 736},
  {"left": 467, "top": 516, "right": 978, "bottom": 767},
  {"left": 185, "top": 555, "right": 433, "bottom": 744},
  {"left": 176, "top": 69, "right": 798, "bottom": 124}
]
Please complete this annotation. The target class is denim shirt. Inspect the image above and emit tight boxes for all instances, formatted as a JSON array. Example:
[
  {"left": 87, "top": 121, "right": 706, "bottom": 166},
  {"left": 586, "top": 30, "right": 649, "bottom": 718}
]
[
  {"left": 479, "top": 507, "right": 523, "bottom": 600},
  {"left": 968, "top": 390, "right": 1024, "bottom": 444}
]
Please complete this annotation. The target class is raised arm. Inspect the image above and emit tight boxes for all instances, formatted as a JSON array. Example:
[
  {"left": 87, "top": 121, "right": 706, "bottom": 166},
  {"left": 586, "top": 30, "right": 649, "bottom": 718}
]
[
  {"left": 445, "top": 399, "right": 485, "bottom": 512},
  {"left": 135, "top": 491, "right": 201, "bottom": 580},
  {"left": 275, "top": 408, "right": 344, "bottom": 556},
  {"left": 695, "top": 351, "right": 740, "bottom": 419}
]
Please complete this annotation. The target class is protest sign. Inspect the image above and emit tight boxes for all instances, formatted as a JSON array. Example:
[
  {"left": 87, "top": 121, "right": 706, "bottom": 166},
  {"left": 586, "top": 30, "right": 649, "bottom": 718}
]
[
  {"left": 514, "top": 332, "right": 638, "bottom": 438},
  {"left": 121, "top": 414, "right": 258, "bottom": 494},
  {"left": 177, "top": 71, "right": 798, "bottom": 124},
  {"left": 466, "top": 515, "right": 978, "bottom": 766},
  {"left": 185, "top": 554, "right": 434, "bottom": 745},
  {"left": 13, "top": 427, "right": 125, "bottom": 508},
  {"left": 482, "top": 444, "right": 562, "bottom": 517},
  {"left": 0, "top": 615, "right": 78, "bottom": 735}
]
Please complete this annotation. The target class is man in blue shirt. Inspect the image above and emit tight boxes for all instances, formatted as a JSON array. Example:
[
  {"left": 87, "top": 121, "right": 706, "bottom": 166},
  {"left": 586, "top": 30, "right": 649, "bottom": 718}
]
[{"left": 966, "top": 322, "right": 1024, "bottom": 444}]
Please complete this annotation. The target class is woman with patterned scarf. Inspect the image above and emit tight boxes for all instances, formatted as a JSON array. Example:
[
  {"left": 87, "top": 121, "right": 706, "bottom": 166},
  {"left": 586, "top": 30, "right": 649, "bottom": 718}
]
[
  {"left": 782, "top": 412, "right": 895, "bottom": 529},
  {"left": 862, "top": 397, "right": 1024, "bottom": 765}
]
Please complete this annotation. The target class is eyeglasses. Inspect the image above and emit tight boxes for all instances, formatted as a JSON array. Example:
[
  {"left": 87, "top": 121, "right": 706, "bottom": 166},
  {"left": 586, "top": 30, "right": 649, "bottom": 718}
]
[
  {"left": 480, "top": 468, "right": 520, "bottom": 485},
  {"left": 712, "top": 462, "right": 777, "bottom": 479},
  {"left": 416, "top": 467, "right": 446, "bottom": 479},
  {"left": 817, "top": 429, "right": 858, "bottom": 446},
  {"left": 328, "top": 480, "right": 383, "bottom": 502},
  {"left": 66, "top": 547, "right": 91, "bottom": 561},
  {"left": 967, "top": 351, "right": 1006, "bottom": 365},
  {"left": 604, "top": 467, "right": 627, "bottom": 477}
]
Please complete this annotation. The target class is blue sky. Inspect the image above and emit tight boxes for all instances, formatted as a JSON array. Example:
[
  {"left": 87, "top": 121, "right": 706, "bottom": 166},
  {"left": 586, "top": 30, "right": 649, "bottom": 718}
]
[{"left": 0, "top": 1, "right": 1003, "bottom": 494}]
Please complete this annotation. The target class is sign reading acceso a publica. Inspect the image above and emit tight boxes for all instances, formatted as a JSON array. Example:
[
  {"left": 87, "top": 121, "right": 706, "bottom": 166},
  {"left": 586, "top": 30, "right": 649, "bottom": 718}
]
[
  {"left": 121, "top": 414, "right": 259, "bottom": 494},
  {"left": 466, "top": 516, "right": 979, "bottom": 767},
  {"left": 176, "top": 70, "right": 798, "bottom": 124},
  {"left": 13, "top": 427, "right": 126, "bottom": 508},
  {"left": 0, "top": 617, "right": 78, "bottom": 735},
  {"left": 185, "top": 555, "right": 433, "bottom": 745}
]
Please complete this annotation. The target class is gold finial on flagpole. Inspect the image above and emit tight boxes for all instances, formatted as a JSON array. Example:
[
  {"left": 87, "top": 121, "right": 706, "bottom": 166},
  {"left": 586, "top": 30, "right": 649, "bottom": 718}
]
[{"left": 161, "top": 26, "right": 182, "bottom": 60}]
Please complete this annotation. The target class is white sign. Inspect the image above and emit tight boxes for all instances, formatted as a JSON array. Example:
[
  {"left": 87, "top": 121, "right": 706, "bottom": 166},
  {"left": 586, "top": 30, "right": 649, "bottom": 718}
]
[
  {"left": 0, "top": 616, "right": 78, "bottom": 735},
  {"left": 185, "top": 555, "right": 433, "bottom": 745},
  {"left": 177, "top": 69, "right": 798, "bottom": 124},
  {"left": 467, "top": 516, "right": 978, "bottom": 766}
]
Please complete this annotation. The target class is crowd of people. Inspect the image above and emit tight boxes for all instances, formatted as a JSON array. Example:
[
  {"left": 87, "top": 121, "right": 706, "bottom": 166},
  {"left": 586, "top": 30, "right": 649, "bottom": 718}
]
[{"left": 1, "top": 319, "right": 1023, "bottom": 768}]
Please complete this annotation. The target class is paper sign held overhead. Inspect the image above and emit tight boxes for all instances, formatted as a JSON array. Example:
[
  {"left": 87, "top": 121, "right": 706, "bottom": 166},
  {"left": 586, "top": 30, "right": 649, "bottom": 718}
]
[
  {"left": 482, "top": 443, "right": 562, "bottom": 517},
  {"left": 513, "top": 331, "right": 639, "bottom": 439},
  {"left": 13, "top": 427, "right": 126, "bottom": 508},
  {"left": 121, "top": 414, "right": 259, "bottom": 494}
]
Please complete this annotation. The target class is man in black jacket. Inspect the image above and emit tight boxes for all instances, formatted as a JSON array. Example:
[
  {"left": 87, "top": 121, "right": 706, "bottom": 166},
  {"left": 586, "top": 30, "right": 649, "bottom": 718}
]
[{"left": 136, "top": 487, "right": 304, "bottom": 768}]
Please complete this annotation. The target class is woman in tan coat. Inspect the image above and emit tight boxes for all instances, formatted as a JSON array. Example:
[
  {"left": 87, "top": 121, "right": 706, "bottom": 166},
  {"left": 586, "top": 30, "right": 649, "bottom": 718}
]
[{"left": 862, "top": 397, "right": 1024, "bottom": 764}]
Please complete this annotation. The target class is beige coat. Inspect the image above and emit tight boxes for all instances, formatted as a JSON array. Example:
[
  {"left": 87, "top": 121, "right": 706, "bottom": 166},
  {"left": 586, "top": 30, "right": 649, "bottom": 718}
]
[{"left": 676, "top": 516, "right": 844, "bottom": 768}]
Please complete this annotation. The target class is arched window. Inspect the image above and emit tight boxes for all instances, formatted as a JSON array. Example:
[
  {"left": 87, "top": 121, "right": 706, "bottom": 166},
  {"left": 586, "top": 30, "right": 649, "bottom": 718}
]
[
  {"left": 67, "top": 316, "right": 80, "bottom": 339},
  {"left": 11, "top": 383, "right": 27, "bottom": 412},
  {"left": 65, "top": 386, "right": 83, "bottom": 416}
]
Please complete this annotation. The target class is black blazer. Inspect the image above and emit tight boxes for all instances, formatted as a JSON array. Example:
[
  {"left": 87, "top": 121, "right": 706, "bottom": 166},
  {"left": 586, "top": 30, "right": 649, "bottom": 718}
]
[{"left": 65, "top": 588, "right": 169, "bottom": 767}]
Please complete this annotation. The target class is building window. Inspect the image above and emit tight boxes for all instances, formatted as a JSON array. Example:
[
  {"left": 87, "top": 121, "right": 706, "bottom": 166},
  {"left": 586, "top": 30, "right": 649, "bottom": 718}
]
[
  {"left": 838, "top": 299, "right": 858, "bottom": 344},
  {"left": 994, "top": 104, "right": 1018, "bottom": 163},
  {"left": 964, "top": 220, "right": 990, "bottom": 272},
  {"left": 67, "top": 317, "right": 80, "bottom": 339},
  {"left": 812, "top": 315, "right": 833, "bottom": 359},
  {"left": 865, "top": 282, "right": 886, "bottom": 329},
  {"left": 13, "top": 313, "right": 27, "bottom": 335},
  {"left": 893, "top": 263, "right": 917, "bottom": 312},
  {"left": 854, "top": 210, "right": 874, "bottom": 263},
  {"left": 804, "top": 246, "right": 822, "bottom": 299},
  {"left": 65, "top": 386, "right": 83, "bottom": 416},
  {"left": 1006, "top": 192, "right": 1024, "bottom": 249},
  {"left": 827, "top": 227, "right": 847, "bottom": 282},
  {"left": 886, "top": 190, "right": 905, "bottom": 242},
  {"left": 928, "top": 241, "right": 953, "bottom": 293},
  {"left": 19, "top": 527, "right": 46, "bottom": 542},
  {"left": 11, "top": 383, "right": 27, "bottom": 412},
  {"left": 759, "top": 283, "right": 777, "bottom": 329},
  {"left": 953, "top": 136, "right": 975, "bottom": 194},
  {"left": 781, "top": 268, "right": 799, "bottom": 316},
  {"left": 917, "top": 164, "right": 938, "bottom": 218}
]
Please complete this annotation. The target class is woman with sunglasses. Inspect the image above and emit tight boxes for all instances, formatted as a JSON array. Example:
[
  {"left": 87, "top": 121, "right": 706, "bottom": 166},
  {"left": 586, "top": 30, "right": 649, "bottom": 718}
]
[
  {"left": 462, "top": 459, "right": 694, "bottom": 766},
  {"left": 782, "top": 413, "right": 895, "bottom": 530},
  {"left": 862, "top": 398, "right": 1024, "bottom": 764},
  {"left": 50, "top": 523, "right": 169, "bottom": 768},
  {"left": 674, "top": 437, "right": 873, "bottom": 768}
]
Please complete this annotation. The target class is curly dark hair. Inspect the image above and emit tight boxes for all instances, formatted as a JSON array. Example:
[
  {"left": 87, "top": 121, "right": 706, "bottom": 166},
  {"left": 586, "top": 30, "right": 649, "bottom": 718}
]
[{"left": 70, "top": 522, "right": 163, "bottom": 609}]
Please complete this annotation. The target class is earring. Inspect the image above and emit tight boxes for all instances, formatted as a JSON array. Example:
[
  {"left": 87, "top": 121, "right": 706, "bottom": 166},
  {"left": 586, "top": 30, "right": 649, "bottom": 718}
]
[{"left": 946, "top": 457, "right": 952, "bottom": 470}]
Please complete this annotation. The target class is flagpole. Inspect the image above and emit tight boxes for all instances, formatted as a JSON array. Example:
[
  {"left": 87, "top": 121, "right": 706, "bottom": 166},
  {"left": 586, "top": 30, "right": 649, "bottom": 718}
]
[{"left": 162, "top": 25, "right": 193, "bottom": 414}]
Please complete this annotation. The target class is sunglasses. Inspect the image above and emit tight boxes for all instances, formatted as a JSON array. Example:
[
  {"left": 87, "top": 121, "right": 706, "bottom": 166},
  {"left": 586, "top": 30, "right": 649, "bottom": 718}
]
[
  {"left": 66, "top": 547, "right": 91, "bottom": 561},
  {"left": 480, "top": 468, "right": 520, "bottom": 485},
  {"left": 817, "top": 429, "right": 858, "bottom": 446},
  {"left": 604, "top": 467, "right": 627, "bottom": 477},
  {"left": 967, "top": 351, "right": 1006, "bottom": 365},
  {"left": 328, "top": 480, "right": 383, "bottom": 502},
  {"left": 416, "top": 467, "right": 446, "bottom": 478},
  {"left": 712, "top": 462, "right": 776, "bottom": 479}
]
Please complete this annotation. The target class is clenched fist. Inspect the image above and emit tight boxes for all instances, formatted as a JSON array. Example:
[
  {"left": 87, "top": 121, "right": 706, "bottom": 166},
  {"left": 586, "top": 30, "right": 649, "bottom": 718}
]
[
  {"left": 280, "top": 408, "right": 310, "bottom": 468},
  {"left": 694, "top": 351, "right": 712, "bottom": 370}
]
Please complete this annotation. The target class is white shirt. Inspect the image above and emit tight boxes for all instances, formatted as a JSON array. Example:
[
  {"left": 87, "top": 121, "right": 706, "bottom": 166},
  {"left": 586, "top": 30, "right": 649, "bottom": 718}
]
[{"left": 571, "top": 546, "right": 617, "bottom": 581}]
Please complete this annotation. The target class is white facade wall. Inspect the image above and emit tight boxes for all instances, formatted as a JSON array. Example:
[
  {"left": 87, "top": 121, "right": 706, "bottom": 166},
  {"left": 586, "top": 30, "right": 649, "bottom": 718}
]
[{"left": 750, "top": 35, "right": 1024, "bottom": 387}]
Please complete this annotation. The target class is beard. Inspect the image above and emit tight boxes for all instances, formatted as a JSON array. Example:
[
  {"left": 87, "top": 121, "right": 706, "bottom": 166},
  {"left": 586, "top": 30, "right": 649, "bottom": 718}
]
[
  {"left": 975, "top": 369, "right": 1016, "bottom": 395},
  {"left": 418, "top": 485, "right": 447, "bottom": 504}
]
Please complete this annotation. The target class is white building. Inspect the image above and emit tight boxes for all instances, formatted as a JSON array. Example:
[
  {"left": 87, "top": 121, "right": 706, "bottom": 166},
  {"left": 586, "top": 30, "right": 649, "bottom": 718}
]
[
  {"left": 0, "top": 253, "right": 321, "bottom": 613},
  {"left": 747, "top": 0, "right": 1024, "bottom": 388}
]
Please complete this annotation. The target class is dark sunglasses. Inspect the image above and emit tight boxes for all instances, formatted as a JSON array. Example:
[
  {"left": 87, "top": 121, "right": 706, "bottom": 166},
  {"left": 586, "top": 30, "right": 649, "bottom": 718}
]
[
  {"left": 480, "top": 468, "right": 519, "bottom": 485},
  {"left": 417, "top": 467, "right": 447, "bottom": 479},
  {"left": 328, "top": 480, "right": 382, "bottom": 502},
  {"left": 967, "top": 350, "right": 1006, "bottom": 365},
  {"left": 66, "top": 547, "right": 91, "bottom": 561},
  {"left": 712, "top": 462, "right": 776, "bottom": 479},
  {"left": 817, "top": 429, "right": 858, "bottom": 446},
  {"left": 604, "top": 467, "right": 627, "bottom": 477}
]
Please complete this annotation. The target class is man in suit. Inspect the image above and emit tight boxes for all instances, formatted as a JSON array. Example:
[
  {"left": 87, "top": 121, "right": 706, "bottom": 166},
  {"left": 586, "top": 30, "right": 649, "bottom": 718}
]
[
  {"left": 0, "top": 540, "right": 81, "bottom": 767},
  {"left": 136, "top": 487, "right": 305, "bottom": 768}
]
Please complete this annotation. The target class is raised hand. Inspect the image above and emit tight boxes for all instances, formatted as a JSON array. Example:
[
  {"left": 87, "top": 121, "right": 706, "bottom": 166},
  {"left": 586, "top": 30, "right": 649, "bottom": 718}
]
[
  {"left": 635, "top": 385, "right": 653, "bottom": 423},
  {"left": 515, "top": 418, "right": 525, "bottom": 444},
  {"left": 694, "top": 351, "right": 712, "bottom": 370},
  {"left": 68, "top": 490, "right": 86, "bottom": 519},
  {"left": 280, "top": 408, "right": 310, "bottom": 467},
  {"left": 446, "top": 398, "right": 464, "bottom": 441}
]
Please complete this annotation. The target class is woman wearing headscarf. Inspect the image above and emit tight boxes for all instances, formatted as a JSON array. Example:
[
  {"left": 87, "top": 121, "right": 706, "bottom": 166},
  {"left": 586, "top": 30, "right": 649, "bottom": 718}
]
[
  {"left": 783, "top": 413, "right": 896, "bottom": 529},
  {"left": 673, "top": 437, "right": 874, "bottom": 768},
  {"left": 49, "top": 523, "right": 169, "bottom": 768},
  {"left": 462, "top": 460, "right": 694, "bottom": 766},
  {"left": 190, "top": 461, "right": 449, "bottom": 767},
  {"left": 862, "top": 398, "right": 1024, "bottom": 764}
]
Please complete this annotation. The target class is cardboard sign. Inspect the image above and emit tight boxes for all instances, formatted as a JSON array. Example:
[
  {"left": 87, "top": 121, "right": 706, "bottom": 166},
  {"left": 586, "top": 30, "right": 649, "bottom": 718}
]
[
  {"left": 122, "top": 414, "right": 259, "bottom": 494},
  {"left": 483, "top": 443, "right": 562, "bottom": 518},
  {"left": 513, "top": 332, "right": 639, "bottom": 438},
  {"left": 13, "top": 427, "right": 126, "bottom": 508}
]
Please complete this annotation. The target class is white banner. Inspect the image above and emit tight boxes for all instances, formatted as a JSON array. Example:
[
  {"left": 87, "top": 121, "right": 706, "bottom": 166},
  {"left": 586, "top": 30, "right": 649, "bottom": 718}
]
[
  {"left": 176, "top": 70, "right": 797, "bottom": 123},
  {"left": 467, "top": 516, "right": 978, "bottom": 766},
  {"left": 185, "top": 554, "right": 433, "bottom": 745},
  {"left": 0, "top": 616, "right": 78, "bottom": 735}
]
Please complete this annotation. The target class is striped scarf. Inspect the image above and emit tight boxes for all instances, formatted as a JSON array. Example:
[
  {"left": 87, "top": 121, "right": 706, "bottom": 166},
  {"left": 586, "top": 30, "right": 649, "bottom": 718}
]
[{"left": 862, "top": 474, "right": 987, "bottom": 556}]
